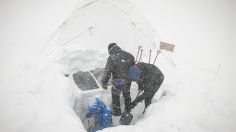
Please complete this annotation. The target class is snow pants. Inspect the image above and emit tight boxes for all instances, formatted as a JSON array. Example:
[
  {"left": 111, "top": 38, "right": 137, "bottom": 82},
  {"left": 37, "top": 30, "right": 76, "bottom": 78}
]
[{"left": 111, "top": 82, "right": 131, "bottom": 114}]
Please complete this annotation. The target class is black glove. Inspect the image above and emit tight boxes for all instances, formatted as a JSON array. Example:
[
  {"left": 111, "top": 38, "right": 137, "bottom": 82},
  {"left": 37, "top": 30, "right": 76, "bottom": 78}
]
[
  {"left": 85, "top": 112, "right": 93, "bottom": 118},
  {"left": 102, "top": 84, "right": 108, "bottom": 90},
  {"left": 102, "top": 86, "right": 108, "bottom": 90}
]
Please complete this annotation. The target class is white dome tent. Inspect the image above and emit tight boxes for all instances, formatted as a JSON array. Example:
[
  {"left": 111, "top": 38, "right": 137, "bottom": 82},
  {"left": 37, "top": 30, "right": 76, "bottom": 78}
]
[{"left": 41, "top": 0, "right": 160, "bottom": 72}]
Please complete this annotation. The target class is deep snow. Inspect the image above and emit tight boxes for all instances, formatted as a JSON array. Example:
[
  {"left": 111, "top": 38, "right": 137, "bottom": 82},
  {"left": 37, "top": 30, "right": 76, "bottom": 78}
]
[
  {"left": 1, "top": 0, "right": 236, "bottom": 132},
  {"left": 1, "top": 46, "right": 235, "bottom": 132}
]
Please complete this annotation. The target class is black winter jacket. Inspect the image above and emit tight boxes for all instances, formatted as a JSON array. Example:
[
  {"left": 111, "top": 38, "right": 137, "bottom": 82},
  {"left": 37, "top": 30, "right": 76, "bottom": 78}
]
[
  {"left": 135, "top": 62, "right": 164, "bottom": 102},
  {"left": 102, "top": 46, "right": 135, "bottom": 86}
]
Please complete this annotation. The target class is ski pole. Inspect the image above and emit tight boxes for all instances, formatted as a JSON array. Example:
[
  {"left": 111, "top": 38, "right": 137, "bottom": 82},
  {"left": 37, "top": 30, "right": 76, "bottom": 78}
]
[
  {"left": 136, "top": 46, "right": 142, "bottom": 62},
  {"left": 153, "top": 50, "right": 161, "bottom": 65},
  {"left": 148, "top": 50, "right": 152, "bottom": 64},
  {"left": 138, "top": 49, "right": 143, "bottom": 62}
]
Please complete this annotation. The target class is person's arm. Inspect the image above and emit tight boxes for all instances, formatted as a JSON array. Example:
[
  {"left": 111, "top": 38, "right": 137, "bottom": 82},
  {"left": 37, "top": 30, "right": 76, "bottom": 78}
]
[
  {"left": 138, "top": 83, "right": 144, "bottom": 91},
  {"left": 129, "top": 79, "right": 155, "bottom": 109},
  {"left": 134, "top": 83, "right": 154, "bottom": 103},
  {"left": 101, "top": 56, "right": 114, "bottom": 89}
]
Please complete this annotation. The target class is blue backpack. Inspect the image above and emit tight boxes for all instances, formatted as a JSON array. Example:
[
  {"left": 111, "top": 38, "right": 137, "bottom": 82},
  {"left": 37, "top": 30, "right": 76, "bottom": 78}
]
[{"left": 128, "top": 65, "right": 141, "bottom": 81}]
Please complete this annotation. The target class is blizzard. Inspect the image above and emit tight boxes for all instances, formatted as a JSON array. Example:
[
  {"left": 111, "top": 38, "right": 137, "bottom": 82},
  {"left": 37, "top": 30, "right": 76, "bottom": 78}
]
[{"left": 0, "top": 0, "right": 236, "bottom": 132}]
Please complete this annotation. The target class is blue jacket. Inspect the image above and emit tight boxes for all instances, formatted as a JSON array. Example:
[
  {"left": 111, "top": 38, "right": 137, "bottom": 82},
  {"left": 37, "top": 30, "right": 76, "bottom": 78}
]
[{"left": 88, "top": 98, "right": 112, "bottom": 132}]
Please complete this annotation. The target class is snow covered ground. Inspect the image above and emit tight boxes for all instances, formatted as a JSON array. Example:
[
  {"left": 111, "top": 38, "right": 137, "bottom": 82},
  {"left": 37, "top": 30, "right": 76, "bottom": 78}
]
[{"left": 1, "top": 0, "right": 236, "bottom": 132}]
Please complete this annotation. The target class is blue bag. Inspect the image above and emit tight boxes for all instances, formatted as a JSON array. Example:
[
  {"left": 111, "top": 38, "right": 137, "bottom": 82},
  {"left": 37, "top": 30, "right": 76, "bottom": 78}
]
[{"left": 128, "top": 66, "right": 141, "bottom": 81}]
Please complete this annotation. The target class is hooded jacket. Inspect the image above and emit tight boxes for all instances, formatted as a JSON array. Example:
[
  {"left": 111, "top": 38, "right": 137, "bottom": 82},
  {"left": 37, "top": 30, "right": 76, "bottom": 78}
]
[
  {"left": 134, "top": 62, "right": 164, "bottom": 102},
  {"left": 102, "top": 45, "right": 135, "bottom": 87}
]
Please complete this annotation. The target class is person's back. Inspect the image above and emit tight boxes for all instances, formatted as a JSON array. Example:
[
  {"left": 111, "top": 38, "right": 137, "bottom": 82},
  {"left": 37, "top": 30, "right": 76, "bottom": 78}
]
[
  {"left": 101, "top": 43, "right": 135, "bottom": 116},
  {"left": 126, "top": 62, "right": 164, "bottom": 114},
  {"left": 136, "top": 62, "right": 164, "bottom": 93},
  {"left": 102, "top": 44, "right": 135, "bottom": 84}
]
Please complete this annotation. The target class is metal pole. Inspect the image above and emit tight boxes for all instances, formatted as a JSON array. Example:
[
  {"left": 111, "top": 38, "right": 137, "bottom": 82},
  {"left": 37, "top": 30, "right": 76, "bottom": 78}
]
[
  {"left": 148, "top": 50, "right": 152, "bottom": 64},
  {"left": 153, "top": 50, "right": 161, "bottom": 65},
  {"left": 138, "top": 49, "right": 143, "bottom": 62},
  {"left": 136, "top": 46, "right": 142, "bottom": 62}
]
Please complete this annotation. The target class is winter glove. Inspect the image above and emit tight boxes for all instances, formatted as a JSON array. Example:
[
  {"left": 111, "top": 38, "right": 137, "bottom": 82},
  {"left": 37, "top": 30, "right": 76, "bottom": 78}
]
[
  {"left": 85, "top": 112, "right": 93, "bottom": 118},
  {"left": 102, "top": 83, "right": 108, "bottom": 90},
  {"left": 102, "top": 85, "right": 108, "bottom": 90}
]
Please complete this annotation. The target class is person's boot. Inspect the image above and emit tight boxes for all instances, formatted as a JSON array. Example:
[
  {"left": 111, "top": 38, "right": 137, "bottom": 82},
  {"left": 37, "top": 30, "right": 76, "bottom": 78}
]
[
  {"left": 120, "top": 111, "right": 133, "bottom": 125},
  {"left": 112, "top": 107, "right": 121, "bottom": 116}
]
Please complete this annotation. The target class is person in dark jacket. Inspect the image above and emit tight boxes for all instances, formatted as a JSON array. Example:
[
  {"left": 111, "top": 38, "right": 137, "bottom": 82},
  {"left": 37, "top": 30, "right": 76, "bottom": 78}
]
[
  {"left": 102, "top": 43, "right": 135, "bottom": 116},
  {"left": 126, "top": 62, "right": 164, "bottom": 113}
]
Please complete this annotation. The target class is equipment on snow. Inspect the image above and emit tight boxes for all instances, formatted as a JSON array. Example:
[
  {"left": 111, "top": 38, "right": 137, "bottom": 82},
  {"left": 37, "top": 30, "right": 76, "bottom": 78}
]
[
  {"left": 153, "top": 50, "right": 161, "bottom": 65},
  {"left": 138, "top": 49, "right": 143, "bottom": 62},
  {"left": 135, "top": 46, "right": 142, "bottom": 62},
  {"left": 148, "top": 50, "right": 152, "bottom": 64},
  {"left": 119, "top": 111, "right": 133, "bottom": 125}
]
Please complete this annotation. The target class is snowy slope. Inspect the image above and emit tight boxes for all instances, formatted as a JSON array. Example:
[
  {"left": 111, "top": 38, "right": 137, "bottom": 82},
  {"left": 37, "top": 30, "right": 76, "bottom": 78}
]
[{"left": 1, "top": 0, "right": 236, "bottom": 132}]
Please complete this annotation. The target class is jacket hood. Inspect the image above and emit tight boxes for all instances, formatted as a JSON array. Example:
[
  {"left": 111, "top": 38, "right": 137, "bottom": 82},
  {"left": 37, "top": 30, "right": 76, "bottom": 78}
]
[{"left": 109, "top": 45, "right": 121, "bottom": 55}]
